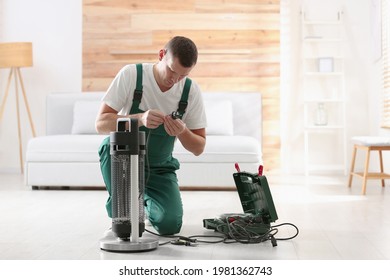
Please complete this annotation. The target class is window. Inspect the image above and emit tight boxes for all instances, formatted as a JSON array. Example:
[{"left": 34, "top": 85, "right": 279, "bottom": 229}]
[{"left": 382, "top": 0, "right": 390, "bottom": 127}]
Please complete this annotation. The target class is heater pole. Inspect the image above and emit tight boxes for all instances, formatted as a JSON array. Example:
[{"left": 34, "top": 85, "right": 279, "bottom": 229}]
[{"left": 130, "top": 154, "right": 139, "bottom": 243}]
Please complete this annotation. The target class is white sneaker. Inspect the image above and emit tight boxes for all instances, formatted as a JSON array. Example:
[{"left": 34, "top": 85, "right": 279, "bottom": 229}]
[
  {"left": 144, "top": 212, "right": 152, "bottom": 227},
  {"left": 145, "top": 218, "right": 152, "bottom": 227},
  {"left": 102, "top": 228, "right": 117, "bottom": 238}
]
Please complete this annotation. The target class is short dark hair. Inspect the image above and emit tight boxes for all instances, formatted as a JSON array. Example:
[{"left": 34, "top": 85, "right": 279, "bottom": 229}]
[{"left": 165, "top": 36, "right": 198, "bottom": 68}]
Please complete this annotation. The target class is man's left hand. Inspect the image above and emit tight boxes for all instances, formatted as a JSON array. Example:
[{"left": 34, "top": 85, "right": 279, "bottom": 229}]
[{"left": 164, "top": 115, "right": 186, "bottom": 136}]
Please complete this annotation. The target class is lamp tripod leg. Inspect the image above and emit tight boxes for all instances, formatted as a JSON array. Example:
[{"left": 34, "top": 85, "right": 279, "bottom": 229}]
[
  {"left": 0, "top": 68, "right": 14, "bottom": 123},
  {"left": 16, "top": 68, "right": 36, "bottom": 137},
  {"left": 14, "top": 68, "right": 24, "bottom": 173}
]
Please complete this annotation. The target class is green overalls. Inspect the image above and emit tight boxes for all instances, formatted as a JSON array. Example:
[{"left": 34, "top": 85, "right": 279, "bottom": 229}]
[{"left": 98, "top": 64, "right": 191, "bottom": 235}]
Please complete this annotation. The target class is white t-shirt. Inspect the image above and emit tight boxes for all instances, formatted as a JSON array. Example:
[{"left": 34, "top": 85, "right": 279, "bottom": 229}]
[{"left": 103, "top": 63, "right": 207, "bottom": 130}]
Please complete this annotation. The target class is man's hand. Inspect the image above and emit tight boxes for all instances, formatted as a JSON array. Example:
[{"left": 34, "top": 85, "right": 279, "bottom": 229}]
[
  {"left": 140, "top": 109, "right": 165, "bottom": 129},
  {"left": 164, "top": 115, "right": 186, "bottom": 136}
]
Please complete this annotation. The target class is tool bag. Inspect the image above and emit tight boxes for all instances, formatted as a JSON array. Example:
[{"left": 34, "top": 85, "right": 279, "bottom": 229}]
[{"left": 203, "top": 165, "right": 278, "bottom": 235}]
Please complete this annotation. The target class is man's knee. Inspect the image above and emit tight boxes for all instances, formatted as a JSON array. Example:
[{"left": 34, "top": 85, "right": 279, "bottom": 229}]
[
  {"left": 146, "top": 199, "right": 183, "bottom": 235},
  {"left": 152, "top": 214, "right": 182, "bottom": 235}
]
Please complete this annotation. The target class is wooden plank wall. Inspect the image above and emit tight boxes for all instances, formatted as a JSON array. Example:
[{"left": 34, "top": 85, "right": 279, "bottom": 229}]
[{"left": 82, "top": 0, "right": 280, "bottom": 171}]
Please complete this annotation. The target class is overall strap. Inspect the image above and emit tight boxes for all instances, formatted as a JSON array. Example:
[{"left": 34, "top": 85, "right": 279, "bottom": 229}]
[
  {"left": 176, "top": 78, "right": 192, "bottom": 118},
  {"left": 130, "top": 63, "right": 143, "bottom": 114}
]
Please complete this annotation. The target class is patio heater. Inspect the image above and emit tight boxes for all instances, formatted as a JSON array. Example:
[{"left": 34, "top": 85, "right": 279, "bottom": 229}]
[{"left": 100, "top": 118, "right": 158, "bottom": 252}]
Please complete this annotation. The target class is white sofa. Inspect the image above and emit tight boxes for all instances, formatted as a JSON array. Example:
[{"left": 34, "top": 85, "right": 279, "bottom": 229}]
[{"left": 25, "top": 91, "right": 262, "bottom": 189}]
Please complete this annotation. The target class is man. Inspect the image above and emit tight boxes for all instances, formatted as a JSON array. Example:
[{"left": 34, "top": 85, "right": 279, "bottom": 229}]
[{"left": 96, "top": 36, "right": 207, "bottom": 235}]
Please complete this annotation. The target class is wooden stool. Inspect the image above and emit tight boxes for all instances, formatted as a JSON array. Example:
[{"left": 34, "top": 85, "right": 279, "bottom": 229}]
[{"left": 348, "top": 136, "right": 390, "bottom": 194}]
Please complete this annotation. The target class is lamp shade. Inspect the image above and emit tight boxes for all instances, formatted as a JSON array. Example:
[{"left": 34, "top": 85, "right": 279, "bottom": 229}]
[{"left": 0, "top": 42, "right": 33, "bottom": 68}]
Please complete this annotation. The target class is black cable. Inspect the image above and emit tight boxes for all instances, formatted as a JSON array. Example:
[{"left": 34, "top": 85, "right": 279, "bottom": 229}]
[
  {"left": 145, "top": 228, "right": 226, "bottom": 246},
  {"left": 211, "top": 216, "right": 299, "bottom": 246},
  {"left": 271, "top": 222, "right": 300, "bottom": 241},
  {"left": 144, "top": 219, "right": 299, "bottom": 247},
  {"left": 224, "top": 217, "right": 277, "bottom": 245},
  {"left": 187, "top": 234, "right": 227, "bottom": 244}
]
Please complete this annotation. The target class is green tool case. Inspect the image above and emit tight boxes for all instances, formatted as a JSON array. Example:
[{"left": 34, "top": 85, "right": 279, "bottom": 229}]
[{"left": 203, "top": 171, "right": 278, "bottom": 235}]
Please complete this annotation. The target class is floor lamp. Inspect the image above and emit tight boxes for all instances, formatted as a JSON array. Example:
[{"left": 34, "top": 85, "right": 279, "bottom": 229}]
[{"left": 0, "top": 42, "right": 36, "bottom": 173}]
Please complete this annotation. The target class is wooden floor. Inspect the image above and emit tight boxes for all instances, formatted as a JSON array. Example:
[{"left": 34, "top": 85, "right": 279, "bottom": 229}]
[{"left": 0, "top": 172, "right": 390, "bottom": 260}]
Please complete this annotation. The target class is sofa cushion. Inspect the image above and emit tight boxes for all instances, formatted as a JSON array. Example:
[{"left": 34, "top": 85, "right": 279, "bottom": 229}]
[
  {"left": 173, "top": 135, "right": 261, "bottom": 163},
  {"left": 27, "top": 134, "right": 261, "bottom": 164},
  {"left": 71, "top": 100, "right": 101, "bottom": 134},
  {"left": 26, "top": 135, "right": 108, "bottom": 162},
  {"left": 204, "top": 99, "right": 233, "bottom": 135}
]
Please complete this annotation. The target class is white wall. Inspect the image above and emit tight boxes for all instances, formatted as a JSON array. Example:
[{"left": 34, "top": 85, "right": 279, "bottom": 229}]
[
  {"left": 0, "top": 0, "right": 82, "bottom": 171},
  {"left": 281, "top": 0, "right": 375, "bottom": 174}
]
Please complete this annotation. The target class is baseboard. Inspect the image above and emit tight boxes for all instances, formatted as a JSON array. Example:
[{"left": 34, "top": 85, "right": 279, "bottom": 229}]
[{"left": 180, "top": 186, "right": 236, "bottom": 191}]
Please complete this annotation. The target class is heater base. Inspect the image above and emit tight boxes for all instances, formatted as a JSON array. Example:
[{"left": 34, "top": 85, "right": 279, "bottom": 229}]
[{"left": 100, "top": 235, "right": 159, "bottom": 252}]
